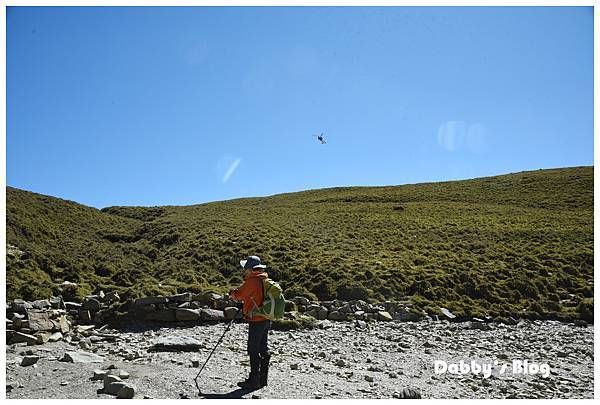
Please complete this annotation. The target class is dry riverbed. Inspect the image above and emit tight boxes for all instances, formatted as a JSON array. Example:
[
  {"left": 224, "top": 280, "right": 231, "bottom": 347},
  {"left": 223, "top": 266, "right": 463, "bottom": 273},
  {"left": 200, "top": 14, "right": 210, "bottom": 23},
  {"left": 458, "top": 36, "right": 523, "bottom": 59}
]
[{"left": 6, "top": 319, "right": 594, "bottom": 399}]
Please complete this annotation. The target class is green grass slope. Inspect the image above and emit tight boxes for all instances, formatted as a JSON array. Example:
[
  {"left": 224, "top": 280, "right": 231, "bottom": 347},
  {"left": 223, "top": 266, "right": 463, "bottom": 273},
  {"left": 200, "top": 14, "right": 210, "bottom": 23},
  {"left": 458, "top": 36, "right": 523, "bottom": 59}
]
[{"left": 6, "top": 166, "right": 593, "bottom": 321}]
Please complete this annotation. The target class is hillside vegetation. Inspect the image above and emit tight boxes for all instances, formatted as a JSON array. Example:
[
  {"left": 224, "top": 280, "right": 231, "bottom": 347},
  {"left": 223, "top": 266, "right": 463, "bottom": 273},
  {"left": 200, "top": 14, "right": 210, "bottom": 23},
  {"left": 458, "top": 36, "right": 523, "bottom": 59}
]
[{"left": 6, "top": 166, "right": 594, "bottom": 321}]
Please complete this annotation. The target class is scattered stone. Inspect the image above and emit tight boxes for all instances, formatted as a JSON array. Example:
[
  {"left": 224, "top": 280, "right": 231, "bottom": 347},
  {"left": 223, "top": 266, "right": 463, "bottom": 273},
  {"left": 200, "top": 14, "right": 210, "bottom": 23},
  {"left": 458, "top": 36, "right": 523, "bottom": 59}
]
[
  {"left": 355, "top": 320, "right": 367, "bottom": 329},
  {"left": 440, "top": 308, "right": 456, "bottom": 320},
  {"left": 335, "top": 359, "right": 346, "bottom": 367},
  {"left": 21, "top": 355, "right": 40, "bottom": 366},
  {"left": 151, "top": 336, "right": 203, "bottom": 352},
  {"left": 378, "top": 311, "right": 393, "bottom": 322},
  {"left": 92, "top": 369, "right": 109, "bottom": 380},
  {"left": 365, "top": 375, "right": 374, "bottom": 382},
  {"left": 291, "top": 364, "right": 299, "bottom": 370},
  {"left": 116, "top": 384, "right": 136, "bottom": 399},
  {"left": 59, "top": 351, "right": 106, "bottom": 363},
  {"left": 399, "top": 387, "right": 421, "bottom": 399}
]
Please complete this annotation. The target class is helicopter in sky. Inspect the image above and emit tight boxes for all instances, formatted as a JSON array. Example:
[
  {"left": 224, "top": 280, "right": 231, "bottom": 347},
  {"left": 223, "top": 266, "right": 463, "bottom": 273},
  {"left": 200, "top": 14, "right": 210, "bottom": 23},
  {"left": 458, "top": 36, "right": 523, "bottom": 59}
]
[{"left": 313, "top": 132, "right": 327, "bottom": 144}]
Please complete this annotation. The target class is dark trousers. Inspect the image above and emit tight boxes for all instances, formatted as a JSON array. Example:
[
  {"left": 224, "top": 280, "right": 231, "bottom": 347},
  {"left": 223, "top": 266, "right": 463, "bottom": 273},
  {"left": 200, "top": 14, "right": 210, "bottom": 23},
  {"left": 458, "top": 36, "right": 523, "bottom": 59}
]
[{"left": 247, "top": 320, "right": 271, "bottom": 378}]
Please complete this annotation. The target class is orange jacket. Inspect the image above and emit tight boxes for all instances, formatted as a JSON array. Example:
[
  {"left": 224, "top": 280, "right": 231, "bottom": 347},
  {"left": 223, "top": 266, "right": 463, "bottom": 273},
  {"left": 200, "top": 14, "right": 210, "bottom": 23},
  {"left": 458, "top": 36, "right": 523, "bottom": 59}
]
[{"left": 230, "top": 271, "right": 269, "bottom": 322}]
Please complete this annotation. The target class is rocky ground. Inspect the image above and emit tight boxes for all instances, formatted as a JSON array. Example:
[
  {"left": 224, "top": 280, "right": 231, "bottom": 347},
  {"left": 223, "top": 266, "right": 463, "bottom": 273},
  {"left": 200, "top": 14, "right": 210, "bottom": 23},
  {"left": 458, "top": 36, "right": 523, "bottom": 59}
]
[{"left": 6, "top": 319, "right": 594, "bottom": 399}]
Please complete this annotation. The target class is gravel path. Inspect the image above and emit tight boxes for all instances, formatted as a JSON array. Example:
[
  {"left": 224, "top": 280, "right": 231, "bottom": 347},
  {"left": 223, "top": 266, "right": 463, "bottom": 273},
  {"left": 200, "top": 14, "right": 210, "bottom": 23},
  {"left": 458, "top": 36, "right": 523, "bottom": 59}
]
[{"left": 6, "top": 319, "right": 593, "bottom": 399}]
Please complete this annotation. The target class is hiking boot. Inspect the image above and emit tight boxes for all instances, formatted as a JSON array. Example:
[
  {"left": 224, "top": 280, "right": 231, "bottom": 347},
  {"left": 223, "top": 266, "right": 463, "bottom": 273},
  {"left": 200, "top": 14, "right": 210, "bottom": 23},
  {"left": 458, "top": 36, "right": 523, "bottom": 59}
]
[
  {"left": 259, "top": 353, "right": 271, "bottom": 387},
  {"left": 238, "top": 354, "right": 261, "bottom": 390},
  {"left": 237, "top": 375, "right": 261, "bottom": 390}
]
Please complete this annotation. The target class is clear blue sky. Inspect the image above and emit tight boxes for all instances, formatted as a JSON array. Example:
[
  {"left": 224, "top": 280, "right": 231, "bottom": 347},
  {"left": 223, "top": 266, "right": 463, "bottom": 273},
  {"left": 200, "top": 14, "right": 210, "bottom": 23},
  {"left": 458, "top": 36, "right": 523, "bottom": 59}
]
[{"left": 7, "top": 6, "right": 594, "bottom": 208}]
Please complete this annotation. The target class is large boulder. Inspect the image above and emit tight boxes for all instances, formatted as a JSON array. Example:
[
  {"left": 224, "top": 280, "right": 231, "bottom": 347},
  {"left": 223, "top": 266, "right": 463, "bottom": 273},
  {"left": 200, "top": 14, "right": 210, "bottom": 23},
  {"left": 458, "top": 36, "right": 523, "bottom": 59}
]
[
  {"left": 175, "top": 308, "right": 201, "bottom": 322},
  {"left": 144, "top": 310, "right": 176, "bottom": 322},
  {"left": 26, "top": 311, "right": 54, "bottom": 332},
  {"left": 10, "top": 332, "right": 38, "bottom": 345},
  {"left": 11, "top": 299, "right": 33, "bottom": 313},
  {"left": 200, "top": 308, "right": 225, "bottom": 321},
  {"left": 328, "top": 311, "right": 348, "bottom": 321}
]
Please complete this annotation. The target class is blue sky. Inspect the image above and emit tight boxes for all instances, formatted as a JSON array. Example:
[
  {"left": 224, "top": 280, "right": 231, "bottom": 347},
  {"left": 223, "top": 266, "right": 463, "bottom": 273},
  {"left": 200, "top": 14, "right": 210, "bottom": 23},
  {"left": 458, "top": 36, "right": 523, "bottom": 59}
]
[{"left": 7, "top": 6, "right": 594, "bottom": 208}]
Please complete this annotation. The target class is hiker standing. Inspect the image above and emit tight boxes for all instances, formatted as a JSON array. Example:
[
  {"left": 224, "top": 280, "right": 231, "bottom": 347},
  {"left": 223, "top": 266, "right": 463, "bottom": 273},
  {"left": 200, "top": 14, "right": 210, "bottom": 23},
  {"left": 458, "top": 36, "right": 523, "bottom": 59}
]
[{"left": 229, "top": 255, "right": 271, "bottom": 390}]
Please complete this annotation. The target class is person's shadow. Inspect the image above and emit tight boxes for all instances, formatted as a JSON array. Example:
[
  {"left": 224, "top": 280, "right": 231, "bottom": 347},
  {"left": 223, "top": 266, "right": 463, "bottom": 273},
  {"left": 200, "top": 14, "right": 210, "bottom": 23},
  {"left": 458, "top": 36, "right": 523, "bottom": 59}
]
[{"left": 199, "top": 387, "right": 259, "bottom": 399}]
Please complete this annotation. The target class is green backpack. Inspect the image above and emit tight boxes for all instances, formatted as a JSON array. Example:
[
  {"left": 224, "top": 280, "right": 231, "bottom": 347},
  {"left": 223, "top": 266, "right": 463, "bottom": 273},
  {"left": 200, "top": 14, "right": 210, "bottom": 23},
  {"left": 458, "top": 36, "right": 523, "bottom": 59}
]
[{"left": 252, "top": 278, "right": 285, "bottom": 320}]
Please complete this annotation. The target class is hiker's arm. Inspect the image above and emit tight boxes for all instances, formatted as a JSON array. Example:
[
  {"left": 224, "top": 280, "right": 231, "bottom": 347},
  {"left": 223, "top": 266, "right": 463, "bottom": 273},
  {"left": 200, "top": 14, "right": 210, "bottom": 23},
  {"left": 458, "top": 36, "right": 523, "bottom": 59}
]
[{"left": 230, "top": 281, "right": 250, "bottom": 301}]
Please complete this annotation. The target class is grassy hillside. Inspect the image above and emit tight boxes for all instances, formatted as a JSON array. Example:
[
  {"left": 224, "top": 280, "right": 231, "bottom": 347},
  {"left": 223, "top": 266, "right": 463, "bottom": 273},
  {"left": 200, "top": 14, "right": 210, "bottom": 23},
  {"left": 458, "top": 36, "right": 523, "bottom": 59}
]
[{"left": 6, "top": 166, "right": 594, "bottom": 321}]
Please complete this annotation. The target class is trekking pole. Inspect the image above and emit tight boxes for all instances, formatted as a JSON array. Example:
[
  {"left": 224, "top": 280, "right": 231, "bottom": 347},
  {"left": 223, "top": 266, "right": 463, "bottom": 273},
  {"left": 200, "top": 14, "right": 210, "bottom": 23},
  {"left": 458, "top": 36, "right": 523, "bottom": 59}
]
[{"left": 194, "top": 306, "right": 242, "bottom": 396}]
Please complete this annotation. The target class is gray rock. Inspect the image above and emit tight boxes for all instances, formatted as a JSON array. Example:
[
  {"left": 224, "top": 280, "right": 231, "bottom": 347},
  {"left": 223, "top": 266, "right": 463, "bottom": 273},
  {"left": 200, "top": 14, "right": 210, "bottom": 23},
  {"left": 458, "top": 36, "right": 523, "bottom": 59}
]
[
  {"left": 144, "top": 309, "right": 176, "bottom": 322},
  {"left": 467, "top": 321, "right": 492, "bottom": 331},
  {"left": 328, "top": 311, "right": 347, "bottom": 321},
  {"left": 394, "top": 311, "right": 424, "bottom": 322},
  {"left": 106, "top": 381, "right": 127, "bottom": 395},
  {"left": 21, "top": 355, "right": 40, "bottom": 366},
  {"left": 224, "top": 307, "right": 241, "bottom": 319},
  {"left": 107, "top": 369, "right": 130, "bottom": 379},
  {"left": 117, "top": 384, "right": 136, "bottom": 399},
  {"left": 175, "top": 308, "right": 201, "bottom": 321},
  {"left": 168, "top": 292, "right": 193, "bottom": 303},
  {"left": 103, "top": 375, "right": 122, "bottom": 390},
  {"left": 135, "top": 296, "right": 169, "bottom": 306},
  {"left": 440, "top": 307, "right": 456, "bottom": 320},
  {"left": 317, "top": 308, "right": 329, "bottom": 320},
  {"left": 49, "top": 296, "right": 64, "bottom": 309},
  {"left": 398, "top": 387, "right": 421, "bottom": 399},
  {"left": 104, "top": 291, "right": 120, "bottom": 302},
  {"left": 365, "top": 375, "right": 374, "bottom": 382},
  {"left": 200, "top": 308, "right": 225, "bottom": 321},
  {"left": 11, "top": 299, "right": 33, "bottom": 313},
  {"left": 32, "top": 299, "right": 51, "bottom": 310},
  {"left": 58, "top": 315, "right": 70, "bottom": 334},
  {"left": 64, "top": 302, "right": 82, "bottom": 311},
  {"left": 92, "top": 369, "right": 109, "bottom": 380},
  {"left": 378, "top": 311, "right": 393, "bottom": 321},
  {"left": 82, "top": 297, "right": 101, "bottom": 312},
  {"left": 192, "top": 292, "right": 223, "bottom": 302},
  {"left": 151, "top": 336, "right": 203, "bottom": 352},
  {"left": 35, "top": 332, "right": 52, "bottom": 344},
  {"left": 10, "top": 332, "right": 38, "bottom": 345},
  {"left": 292, "top": 296, "right": 310, "bottom": 306},
  {"left": 355, "top": 320, "right": 368, "bottom": 329},
  {"left": 79, "top": 310, "right": 92, "bottom": 322},
  {"left": 59, "top": 351, "right": 106, "bottom": 363},
  {"left": 27, "top": 311, "right": 54, "bottom": 332}
]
